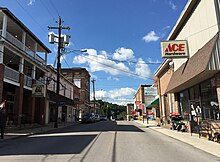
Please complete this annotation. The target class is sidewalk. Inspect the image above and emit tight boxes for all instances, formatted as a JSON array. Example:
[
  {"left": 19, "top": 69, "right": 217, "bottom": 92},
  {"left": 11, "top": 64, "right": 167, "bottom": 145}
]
[
  {"left": 134, "top": 119, "right": 220, "bottom": 158},
  {"left": 0, "top": 122, "right": 78, "bottom": 142}
]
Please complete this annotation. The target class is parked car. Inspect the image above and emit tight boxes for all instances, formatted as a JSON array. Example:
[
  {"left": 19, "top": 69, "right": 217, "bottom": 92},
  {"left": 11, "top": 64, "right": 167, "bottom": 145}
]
[
  {"left": 81, "top": 113, "right": 95, "bottom": 123},
  {"left": 100, "top": 115, "right": 107, "bottom": 121},
  {"left": 94, "top": 114, "right": 100, "bottom": 122}
]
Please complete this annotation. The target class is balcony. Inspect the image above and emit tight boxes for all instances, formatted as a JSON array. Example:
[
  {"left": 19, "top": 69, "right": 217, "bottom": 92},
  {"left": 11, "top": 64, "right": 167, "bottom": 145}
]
[
  {"left": 0, "top": 30, "right": 47, "bottom": 66},
  {"left": 24, "top": 75, "right": 32, "bottom": 87},
  {"left": 4, "top": 66, "right": 19, "bottom": 83}
]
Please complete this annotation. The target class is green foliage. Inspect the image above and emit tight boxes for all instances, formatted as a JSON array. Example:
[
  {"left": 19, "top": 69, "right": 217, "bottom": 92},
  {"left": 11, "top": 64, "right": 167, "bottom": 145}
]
[{"left": 92, "top": 100, "right": 126, "bottom": 120}]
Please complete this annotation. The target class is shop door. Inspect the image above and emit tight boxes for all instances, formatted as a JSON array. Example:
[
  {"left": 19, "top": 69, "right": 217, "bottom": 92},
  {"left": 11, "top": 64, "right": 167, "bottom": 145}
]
[{"left": 62, "top": 106, "right": 67, "bottom": 122}]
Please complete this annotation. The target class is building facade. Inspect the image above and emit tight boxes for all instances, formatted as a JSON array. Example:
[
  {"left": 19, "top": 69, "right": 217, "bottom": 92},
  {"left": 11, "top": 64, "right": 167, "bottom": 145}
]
[
  {"left": 133, "top": 85, "right": 157, "bottom": 118},
  {"left": 61, "top": 68, "right": 90, "bottom": 117},
  {"left": 154, "top": 60, "right": 177, "bottom": 123},
  {"left": 126, "top": 103, "right": 134, "bottom": 121},
  {"left": 46, "top": 65, "right": 79, "bottom": 124},
  {"left": 0, "top": 8, "right": 51, "bottom": 126},
  {"left": 156, "top": 0, "right": 220, "bottom": 126}
]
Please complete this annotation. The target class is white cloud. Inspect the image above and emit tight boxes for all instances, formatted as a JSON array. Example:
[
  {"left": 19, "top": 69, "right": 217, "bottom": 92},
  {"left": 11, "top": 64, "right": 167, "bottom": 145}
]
[
  {"left": 27, "top": 0, "right": 35, "bottom": 6},
  {"left": 73, "top": 49, "right": 131, "bottom": 76},
  {"left": 73, "top": 48, "right": 156, "bottom": 81},
  {"left": 135, "top": 59, "right": 151, "bottom": 79},
  {"left": 142, "top": 31, "right": 160, "bottom": 43},
  {"left": 169, "top": 1, "right": 177, "bottom": 10},
  {"left": 95, "top": 88, "right": 136, "bottom": 104},
  {"left": 90, "top": 73, "right": 98, "bottom": 80},
  {"left": 113, "top": 47, "right": 134, "bottom": 61},
  {"left": 108, "top": 87, "right": 136, "bottom": 98},
  {"left": 107, "top": 76, "right": 119, "bottom": 81},
  {"left": 162, "top": 26, "right": 171, "bottom": 30}
]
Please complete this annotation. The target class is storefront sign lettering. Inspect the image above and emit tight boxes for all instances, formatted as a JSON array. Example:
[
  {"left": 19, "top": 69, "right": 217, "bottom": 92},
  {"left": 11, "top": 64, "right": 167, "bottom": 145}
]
[{"left": 161, "top": 40, "right": 189, "bottom": 58}]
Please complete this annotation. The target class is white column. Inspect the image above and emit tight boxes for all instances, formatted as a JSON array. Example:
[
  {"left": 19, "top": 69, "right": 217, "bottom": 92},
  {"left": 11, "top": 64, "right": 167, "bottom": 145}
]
[
  {"left": 19, "top": 58, "right": 24, "bottom": 73},
  {"left": 22, "top": 32, "right": 26, "bottom": 51},
  {"left": 0, "top": 45, "right": 4, "bottom": 64},
  {"left": 2, "top": 13, "right": 7, "bottom": 38},
  {"left": 168, "top": 93, "right": 172, "bottom": 113},
  {"left": 45, "top": 52, "right": 48, "bottom": 65},
  {"left": 32, "top": 66, "right": 36, "bottom": 79},
  {"left": 34, "top": 43, "right": 37, "bottom": 59}
]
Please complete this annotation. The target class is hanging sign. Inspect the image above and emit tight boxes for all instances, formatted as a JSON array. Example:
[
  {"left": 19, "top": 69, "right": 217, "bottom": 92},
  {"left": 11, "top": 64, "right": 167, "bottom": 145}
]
[
  {"left": 32, "top": 84, "right": 45, "bottom": 97},
  {"left": 161, "top": 40, "right": 189, "bottom": 58}
]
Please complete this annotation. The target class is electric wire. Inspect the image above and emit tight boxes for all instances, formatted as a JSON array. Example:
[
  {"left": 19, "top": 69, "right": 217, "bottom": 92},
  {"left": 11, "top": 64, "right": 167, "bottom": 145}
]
[
  {"left": 39, "top": 0, "right": 56, "bottom": 21},
  {"left": 15, "top": 0, "right": 48, "bottom": 34},
  {"left": 48, "top": 0, "right": 60, "bottom": 16},
  {"left": 73, "top": 52, "right": 154, "bottom": 80},
  {"left": 66, "top": 48, "right": 162, "bottom": 65}
]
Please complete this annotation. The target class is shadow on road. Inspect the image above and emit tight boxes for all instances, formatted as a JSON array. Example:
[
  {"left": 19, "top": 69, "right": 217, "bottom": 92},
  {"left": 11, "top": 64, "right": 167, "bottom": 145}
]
[
  {"left": 0, "top": 121, "right": 143, "bottom": 156},
  {"left": 0, "top": 135, "right": 96, "bottom": 155},
  {"left": 49, "top": 121, "right": 145, "bottom": 133}
]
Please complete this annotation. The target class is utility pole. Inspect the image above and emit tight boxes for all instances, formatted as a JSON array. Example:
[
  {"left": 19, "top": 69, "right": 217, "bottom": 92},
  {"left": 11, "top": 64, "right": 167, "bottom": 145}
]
[
  {"left": 91, "top": 79, "right": 96, "bottom": 113},
  {"left": 48, "top": 16, "right": 70, "bottom": 128}
]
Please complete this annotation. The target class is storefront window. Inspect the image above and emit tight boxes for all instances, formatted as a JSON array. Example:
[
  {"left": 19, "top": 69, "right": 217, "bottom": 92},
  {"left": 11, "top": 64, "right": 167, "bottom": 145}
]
[
  {"left": 200, "top": 79, "right": 218, "bottom": 120},
  {"left": 178, "top": 90, "right": 190, "bottom": 120}
]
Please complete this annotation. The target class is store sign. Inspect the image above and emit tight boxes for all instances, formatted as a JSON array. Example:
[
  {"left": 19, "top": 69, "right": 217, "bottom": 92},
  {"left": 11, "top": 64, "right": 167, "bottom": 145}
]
[
  {"left": 135, "top": 101, "right": 140, "bottom": 104},
  {"left": 144, "top": 87, "right": 157, "bottom": 96},
  {"left": 161, "top": 40, "right": 189, "bottom": 58},
  {"left": 32, "top": 84, "right": 45, "bottom": 97}
]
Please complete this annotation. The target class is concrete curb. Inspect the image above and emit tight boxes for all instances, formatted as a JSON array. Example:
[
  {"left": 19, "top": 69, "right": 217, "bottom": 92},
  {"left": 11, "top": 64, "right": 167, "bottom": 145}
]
[{"left": 133, "top": 120, "right": 220, "bottom": 158}]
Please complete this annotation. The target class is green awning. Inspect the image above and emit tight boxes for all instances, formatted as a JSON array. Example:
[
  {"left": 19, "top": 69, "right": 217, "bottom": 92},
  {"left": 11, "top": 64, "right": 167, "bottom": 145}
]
[{"left": 146, "top": 97, "right": 159, "bottom": 108}]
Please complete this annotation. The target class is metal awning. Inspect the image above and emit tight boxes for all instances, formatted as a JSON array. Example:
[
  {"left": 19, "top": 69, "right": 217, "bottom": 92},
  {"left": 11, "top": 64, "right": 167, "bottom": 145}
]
[
  {"left": 146, "top": 97, "right": 159, "bottom": 108},
  {"left": 166, "top": 32, "right": 220, "bottom": 93}
]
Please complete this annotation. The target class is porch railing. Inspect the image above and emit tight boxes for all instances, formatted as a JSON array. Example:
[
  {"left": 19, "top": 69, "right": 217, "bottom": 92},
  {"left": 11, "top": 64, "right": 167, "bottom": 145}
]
[
  {"left": 6, "top": 32, "right": 23, "bottom": 50},
  {"left": 24, "top": 75, "right": 32, "bottom": 87},
  {"left": 0, "top": 30, "right": 47, "bottom": 66},
  {"left": 4, "top": 66, "right": 19, "bottom": 82}
]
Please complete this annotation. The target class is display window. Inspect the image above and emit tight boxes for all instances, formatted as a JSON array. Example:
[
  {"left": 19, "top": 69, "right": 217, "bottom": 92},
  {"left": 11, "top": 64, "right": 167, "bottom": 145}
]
[{"left": 200, "top": 79, "right": 218, "bottom": 120}]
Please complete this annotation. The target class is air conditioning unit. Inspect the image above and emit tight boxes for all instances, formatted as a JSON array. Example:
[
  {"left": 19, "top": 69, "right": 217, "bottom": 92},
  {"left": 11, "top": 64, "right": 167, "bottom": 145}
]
[
  {"left": 63, "top": 35, "right": 71, "bottom": 44},
  {"left": 48, "top": 33, "right": 55, "bottom": 44}
]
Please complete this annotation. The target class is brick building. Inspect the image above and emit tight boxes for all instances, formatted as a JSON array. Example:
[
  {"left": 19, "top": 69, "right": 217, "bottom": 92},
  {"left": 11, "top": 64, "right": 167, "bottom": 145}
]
[
  {"left": 133, "top": 85, "right": 157, "bottom": 118},
  {"left": 61, "top": 68, "right": 90, "bottom": 117},
  {"left": 0, "top": 8, "right": 51, "bottom": 125},
  {"left": 155, "top": 0, "right": 220, "bottom": 130},
  {"left": 46, "top": 65, "right": 80, "bottom": 124}
]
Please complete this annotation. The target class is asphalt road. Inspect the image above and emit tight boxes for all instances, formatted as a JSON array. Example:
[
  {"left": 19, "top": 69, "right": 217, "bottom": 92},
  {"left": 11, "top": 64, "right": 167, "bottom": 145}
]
[{"left": 0, "top": 121, "right": 219, "bottom": 162}]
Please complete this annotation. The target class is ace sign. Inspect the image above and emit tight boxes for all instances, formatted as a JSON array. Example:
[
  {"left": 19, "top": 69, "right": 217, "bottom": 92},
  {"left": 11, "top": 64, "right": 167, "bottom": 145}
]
[{"left": 161, "top": 40, "right": 189, "bottom": 58}]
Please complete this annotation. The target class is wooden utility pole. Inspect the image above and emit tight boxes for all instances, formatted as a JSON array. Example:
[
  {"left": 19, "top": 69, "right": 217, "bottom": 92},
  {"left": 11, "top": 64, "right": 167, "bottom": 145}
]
[
  {"left": 91, "top": 79, "right": 96, "bottom": 113},
  {"left": 48, "top": 16, "right": 70, "bottom": 128}
]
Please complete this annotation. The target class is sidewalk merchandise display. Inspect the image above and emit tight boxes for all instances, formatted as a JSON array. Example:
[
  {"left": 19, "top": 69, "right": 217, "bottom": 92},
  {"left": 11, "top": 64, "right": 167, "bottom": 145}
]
[{"left": 169, "top": 112, "right": 186, "bottom": 132}]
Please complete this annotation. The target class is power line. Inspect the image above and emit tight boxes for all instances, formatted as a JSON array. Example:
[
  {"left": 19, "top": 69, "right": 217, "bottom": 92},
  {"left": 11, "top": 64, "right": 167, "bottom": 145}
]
[
  {"left": 15, "top": 0, "right": 47, "bottom": 34},
  {"left": 87, "top": 53, "right": 162, "bottom": 65},
  {"left": 39, "top": 0, "right": 56, "bottom": 21},
  {"left": 68, "top": 48, "right": 162, "bottom": 65},
  {"left": 48, "top": 0, "right": 60, "bottom": 16},
  {"left": 78, "top": 53, "right": 154, "bottom": 80}
]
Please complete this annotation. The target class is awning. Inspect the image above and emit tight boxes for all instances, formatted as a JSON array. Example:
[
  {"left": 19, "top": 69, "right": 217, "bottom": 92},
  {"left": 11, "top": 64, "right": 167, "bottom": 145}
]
[
  {"left": 146, "top": 97, "right": 159, "bottom": 108},
  {"left": 47, "top": 90, "right": 74, "bottom": 106},
  {"left": 166, "top": 32, "right": 220, "bottom": 93}
]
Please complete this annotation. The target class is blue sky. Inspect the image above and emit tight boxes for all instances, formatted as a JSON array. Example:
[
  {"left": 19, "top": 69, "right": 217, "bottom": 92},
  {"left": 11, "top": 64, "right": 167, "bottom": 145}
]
[{"left": 1, "top": 0, "right": 188, "bottom": 105}]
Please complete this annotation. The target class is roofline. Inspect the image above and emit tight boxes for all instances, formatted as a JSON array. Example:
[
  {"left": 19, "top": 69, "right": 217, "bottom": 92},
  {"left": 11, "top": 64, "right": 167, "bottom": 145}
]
[
  {"left": 61, "top": 67, "right": 91, "bottom": 77},
  {"left": 167, "top": 0, "right": 200, "bottom": 40},
  {"left": 46, "top": 65, "right": 76, "bottom": 86},
  {"left": 154, "top": 59, "right": 172, "bottom": 77},
  {"left": 133, "top": 84, "right": 153, "bottom": 98},
  {"left": 0, "top": 7, "right": 51, "bottom": 53}
]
